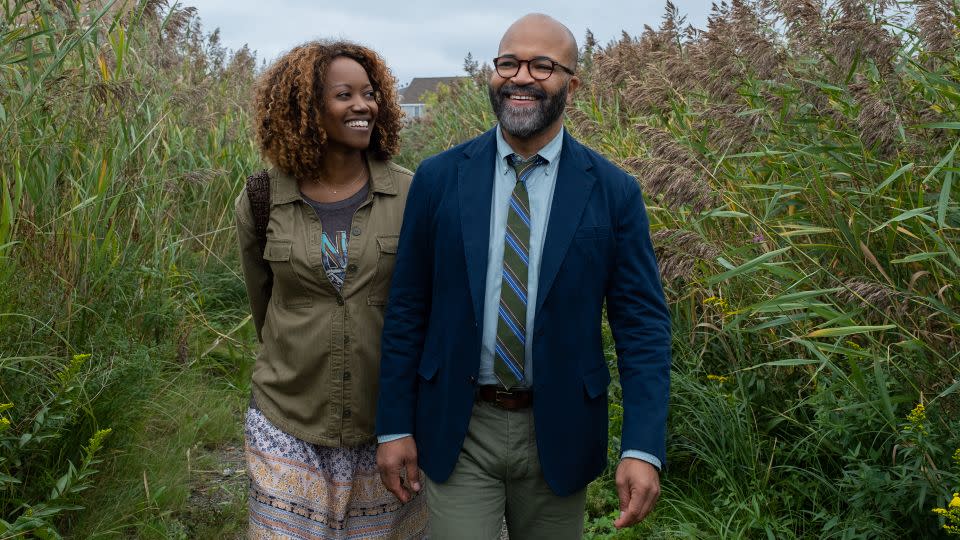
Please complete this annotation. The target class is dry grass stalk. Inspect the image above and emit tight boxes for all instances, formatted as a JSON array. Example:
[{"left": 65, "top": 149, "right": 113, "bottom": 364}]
[
  {"left": 652, "top": 228, "right": 722, "bottom": 282},
  {"left": 848, "top": 74, "right": 902, "bottom": 156},
  {"left": 839, "top": 278, "right": 906, "bottom": 314}
]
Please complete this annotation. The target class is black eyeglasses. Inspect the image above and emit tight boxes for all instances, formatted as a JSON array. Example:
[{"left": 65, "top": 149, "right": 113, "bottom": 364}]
[{"left": 493, "top": 55, "right": 575, "bottom": 81}]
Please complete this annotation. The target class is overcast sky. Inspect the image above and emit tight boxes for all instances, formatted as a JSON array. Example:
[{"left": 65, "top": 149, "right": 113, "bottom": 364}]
[{"left": 182, "top": 0, "right": 714, "bottom": 87}]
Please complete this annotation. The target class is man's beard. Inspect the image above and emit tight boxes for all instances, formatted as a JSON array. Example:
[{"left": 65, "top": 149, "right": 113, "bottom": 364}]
[{"left": 488, "top": 81, "right": 568, "bottom": 139}]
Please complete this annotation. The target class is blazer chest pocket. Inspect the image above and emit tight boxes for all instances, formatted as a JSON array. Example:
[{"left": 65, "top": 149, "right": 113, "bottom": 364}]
[
  {"left": 572, "top": 226, "right": 612, "bottom": 271},
  {"left": 263, "top": 239, "right": 312, "bottom": 308},
  {"left": 367, "top": 235, "right": 398, "bottom": 306},
  {"left": 574, "top": 226, "right": 610, "bottom": 239}
]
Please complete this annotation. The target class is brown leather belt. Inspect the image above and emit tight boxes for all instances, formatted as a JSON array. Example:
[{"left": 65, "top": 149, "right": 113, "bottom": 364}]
[{"left": 476, "top": 385, "right": 533, "bottom": 410}]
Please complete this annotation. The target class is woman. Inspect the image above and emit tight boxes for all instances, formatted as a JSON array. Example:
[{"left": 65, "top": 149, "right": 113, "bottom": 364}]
[{"left": 235, "top": 41, "right": 427, "bottom": 539}]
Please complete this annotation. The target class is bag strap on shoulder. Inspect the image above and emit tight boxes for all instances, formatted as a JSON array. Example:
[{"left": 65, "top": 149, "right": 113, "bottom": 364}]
[{"left": 246, "top": 169, "right": 271, "bottom": 253}]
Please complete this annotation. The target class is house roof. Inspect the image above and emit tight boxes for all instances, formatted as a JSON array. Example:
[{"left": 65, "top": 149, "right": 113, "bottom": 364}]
[{"left": 399, "top": 77, "right": 466, "bottom": 104}]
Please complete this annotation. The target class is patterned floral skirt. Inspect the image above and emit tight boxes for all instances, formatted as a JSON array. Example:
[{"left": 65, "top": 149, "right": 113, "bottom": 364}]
[{"left": 244, "top": 407, "right": 429, "bottom": 539}]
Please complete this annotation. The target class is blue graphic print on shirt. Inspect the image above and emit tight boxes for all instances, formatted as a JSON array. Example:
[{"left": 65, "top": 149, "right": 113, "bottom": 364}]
[{"left": 321, "top": 230, "right": 349, "bottom": 290}]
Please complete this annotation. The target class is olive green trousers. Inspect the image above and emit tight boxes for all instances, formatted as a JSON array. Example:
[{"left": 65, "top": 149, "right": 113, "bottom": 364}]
[{"left": 423, "top": 401, "right": 587, "bottom": 539}]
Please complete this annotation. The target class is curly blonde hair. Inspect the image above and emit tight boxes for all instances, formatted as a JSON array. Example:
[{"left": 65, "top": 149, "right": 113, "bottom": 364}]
[{"left": 253, "top": 41, "right": 402, "bottom": 181}]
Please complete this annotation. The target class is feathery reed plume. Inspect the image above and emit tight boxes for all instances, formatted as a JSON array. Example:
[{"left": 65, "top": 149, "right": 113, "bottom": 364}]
[
  {"left": 778, "top": 0, "right": 826, "bottom": 52},
  {"left": 730, "top": 0, "right": 785, "bottom": 80},
  {"left": 915, "top": 0, "right": 957, "bottom": 56},
  {"left": 839, "top": 278, "right": 906, "bottom": 314},
  {"left": 625, "top": 157, "right": 716, "bottom": 212},
  {"left": 136, "top": 0, "right": 169, "bottom": 21},
  {"left": 652, "top": 229, "right": 722, "bottom": 282},
  {"left": 826, "top": 0, "right": 900, "bottom": 76},
  {"left": 848, "top": 74, "right": 902, "bottom": 156},
  {"left": 565, "top": 105, "right": 600, "bottom": 137},
  {"left": 636, "top": 125, "right": 704, "bottom": 170},
  {"left": 698, "top": 103, "right": 766, "bottom": 152}
]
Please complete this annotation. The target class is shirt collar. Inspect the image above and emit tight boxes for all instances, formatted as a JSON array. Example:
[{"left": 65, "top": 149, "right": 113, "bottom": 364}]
[
  {"left": 270, "top": 155, "right": 399, "bottom": 205},
  {"left": 495, "top": 124, "right": 564, "bottom": 168}
]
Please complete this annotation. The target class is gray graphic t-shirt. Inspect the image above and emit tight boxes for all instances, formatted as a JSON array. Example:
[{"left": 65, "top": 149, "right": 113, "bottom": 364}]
[{"left": 301, "top": 184, "right": 369, "bottom": 290}]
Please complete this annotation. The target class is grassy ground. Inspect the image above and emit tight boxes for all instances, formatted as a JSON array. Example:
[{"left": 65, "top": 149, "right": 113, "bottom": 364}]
[{"left": 62, "top": 269, "right": 256, "bottom": 538}]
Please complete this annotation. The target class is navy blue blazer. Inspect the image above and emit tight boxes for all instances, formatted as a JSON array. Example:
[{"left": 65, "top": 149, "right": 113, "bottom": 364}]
[{"left": 375, "top": 128, "right": 671, "bottom": 496}]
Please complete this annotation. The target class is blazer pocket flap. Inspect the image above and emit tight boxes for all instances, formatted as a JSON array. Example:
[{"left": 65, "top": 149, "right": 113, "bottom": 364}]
[
  {"left": 377, "top": 235, "right": 399, "bottom": 254},
  {"left": 575, "top": 226, "right": 611, "bottom": 239},
  {"left": 417, "top": 358, "right": 439, "bottom": 381},
  {"left": 262, "top": 240, "right": 292, "bottom": 261},
  {"left": 582, "top": 365, "right": 611, "bottom": 399}
]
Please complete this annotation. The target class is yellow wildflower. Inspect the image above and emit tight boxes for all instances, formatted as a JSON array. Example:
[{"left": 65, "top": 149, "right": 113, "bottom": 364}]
[
  {"left": 0, "top": 417, "right": 9, "bottom": 431},
  {"left": 707, "top": 374, "right": 729, "bottom": 384},
  {"left": 953, "top": 448, "right": 960, "bottom": 467},
  {"left": 0, "top": 403, "right": 11, "bottom": 414},
  {"left": 703, "top": 296, "right": 730, "bottom": 311},
  {"left": 844, "top": 340, "right": 862, "bottom": 350},
  {"left": 72, "top": 353, "right": 91, "bottom": 362},
  {"left": 951, "top": 493, "right": 960, "bottom": 509},
  {"left": 905, "top": 402, "right": 928, "bottom": 436}
]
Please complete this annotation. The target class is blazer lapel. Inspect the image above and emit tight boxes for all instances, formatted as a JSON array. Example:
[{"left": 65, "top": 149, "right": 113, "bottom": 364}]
[
  {"left": 458, "top": 129, "right": 497, "bottom": 332},
  {"left": 536, "top": 133, "right": 596, "bottom": 316}
]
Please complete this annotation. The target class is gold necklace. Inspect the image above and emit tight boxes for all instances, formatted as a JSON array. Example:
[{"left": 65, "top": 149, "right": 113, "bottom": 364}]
[{"left": 316, "top": 165, "right": 368, "bottom": 194}]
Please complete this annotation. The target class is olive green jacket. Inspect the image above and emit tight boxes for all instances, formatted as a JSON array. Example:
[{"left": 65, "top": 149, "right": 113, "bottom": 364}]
[{"left": 235, "top": 158, "right": 412, "bottom": 446}]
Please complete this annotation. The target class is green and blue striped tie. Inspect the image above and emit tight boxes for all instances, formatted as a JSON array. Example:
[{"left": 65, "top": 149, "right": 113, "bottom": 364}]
[{"left": 494, "top": 154, "right": 547, "bottom": 389}]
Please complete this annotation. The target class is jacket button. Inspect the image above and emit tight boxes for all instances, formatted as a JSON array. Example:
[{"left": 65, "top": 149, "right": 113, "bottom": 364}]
[
  {"left": 343, "top": 371, "right": 351, "bottom": 381},
  {"left": 351, "top": 227, "right": 361, "bottom": 236},
  {"left": 336, "top": 295, "right": 344, "bottom": 306},
  {"left": 343, "top": 408, "right": 352, "bottom": 418},
  {"left": 343, "top": 335, "right": 350, "bottom": 344},
  {"left": 468, "top": 375, "right": 477, "bottom": 385},
  {"left": 347, "top": 263, "right": 358, "bottom": 273}
]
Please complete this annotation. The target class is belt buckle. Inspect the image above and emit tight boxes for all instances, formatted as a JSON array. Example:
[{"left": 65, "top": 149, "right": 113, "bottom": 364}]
[{"left": 494, "top": 388, "right": 513, "bottom": 408}]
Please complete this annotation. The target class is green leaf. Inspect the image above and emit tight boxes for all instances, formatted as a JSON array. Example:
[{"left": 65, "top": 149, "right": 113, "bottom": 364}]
[
  {"left": 703, "top": 210, "right": 750, "bottom": 218},
  {"left": 938, "top": 165, "right": 953, "bottom": 228},
  {"left": 706, "top": 247, "right": 791, "bottom": 285},
  {"left": 870, "top": 206, "right": 934, "bottom": 232},
  {"left": 742, "top": 358, "right": 822, "bottom": 371},
  {"left": 807, "top": 325, "right": 897, "bottom": 338},
  {"left": 918, "top": 121, "right": 960, "bottom": 129},
  {"left": 871, "top": 162, "right": 913, "bottom": 195},
  {"left": 890, "top": 252, "right": 946, "bottom": 264}
]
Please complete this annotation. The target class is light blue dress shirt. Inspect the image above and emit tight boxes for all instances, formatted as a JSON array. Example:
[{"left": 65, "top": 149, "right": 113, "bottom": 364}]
[
  {"left": 477, "top": 125, "right": 563, "bottom": 386},
  {"left": 379, "top": 126, "right": 660, "bottom": 470}
]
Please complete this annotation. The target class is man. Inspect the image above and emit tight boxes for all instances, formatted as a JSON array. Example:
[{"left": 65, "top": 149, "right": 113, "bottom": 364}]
[{"left": 376, "top": 13, "right": 671, "bottom": 539}]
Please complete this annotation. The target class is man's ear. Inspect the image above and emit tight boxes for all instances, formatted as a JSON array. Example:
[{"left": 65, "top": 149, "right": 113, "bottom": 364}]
[{"left": 566, "top": 76, "right": 582, "bottom": 103}]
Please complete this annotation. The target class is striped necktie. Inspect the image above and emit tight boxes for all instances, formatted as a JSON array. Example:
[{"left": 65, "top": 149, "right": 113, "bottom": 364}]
[{"left": 494, "top": 153, "right": 547, "bottom": 389}]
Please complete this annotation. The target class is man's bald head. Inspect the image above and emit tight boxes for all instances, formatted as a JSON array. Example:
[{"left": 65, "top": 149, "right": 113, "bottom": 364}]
[{"left": 498, "top": 13, "right": 579, "bottom": 68}]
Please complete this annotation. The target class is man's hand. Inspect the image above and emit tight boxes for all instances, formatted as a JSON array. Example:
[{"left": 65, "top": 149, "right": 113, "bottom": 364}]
[
  {"left": 613, "top": 458, "right": 660, "bottom": 528},
  {"left": 376, "top": 437, "right": 421, "bottom": 503}
]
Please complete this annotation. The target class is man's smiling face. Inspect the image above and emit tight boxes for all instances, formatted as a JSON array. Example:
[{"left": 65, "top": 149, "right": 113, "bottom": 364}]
[{"left": 488, "top": 17, "right": 580, "bottom": 141}]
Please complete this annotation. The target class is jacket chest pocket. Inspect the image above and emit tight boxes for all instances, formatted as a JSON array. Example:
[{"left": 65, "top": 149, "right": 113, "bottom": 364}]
[
  {"left": 263, "top": 239, "right": 313, "bottom": 308},
  {"left": 367, "top": 235, "right": 398, "bottom": 306}
]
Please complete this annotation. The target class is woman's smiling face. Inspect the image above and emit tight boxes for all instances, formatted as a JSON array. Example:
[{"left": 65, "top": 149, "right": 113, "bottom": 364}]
[{"left": 321, "top": 56, "right": 379, "bottom": 153}]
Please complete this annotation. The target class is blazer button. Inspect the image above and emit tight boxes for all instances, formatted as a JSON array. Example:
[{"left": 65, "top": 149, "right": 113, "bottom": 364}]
[
  {"left": 468, "top": 375, "right": 477, "bottom": 385},
  {"left": 336, "top": 295, "right": 344, "bottom": 306},
  {"left": 351, "top": 226, "right": 361, "bottom": 236},
  {"left": 347, "top": 263, "right": 358, "bottom": 273}
]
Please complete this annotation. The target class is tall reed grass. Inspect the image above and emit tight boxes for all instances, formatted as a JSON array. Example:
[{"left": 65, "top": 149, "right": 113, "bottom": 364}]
[
  {"left": 403, "top": 1, "right": 960, "bottom": 537},
  {"left": 0, "top": 0, "right": 258, "bottom": 534}
]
